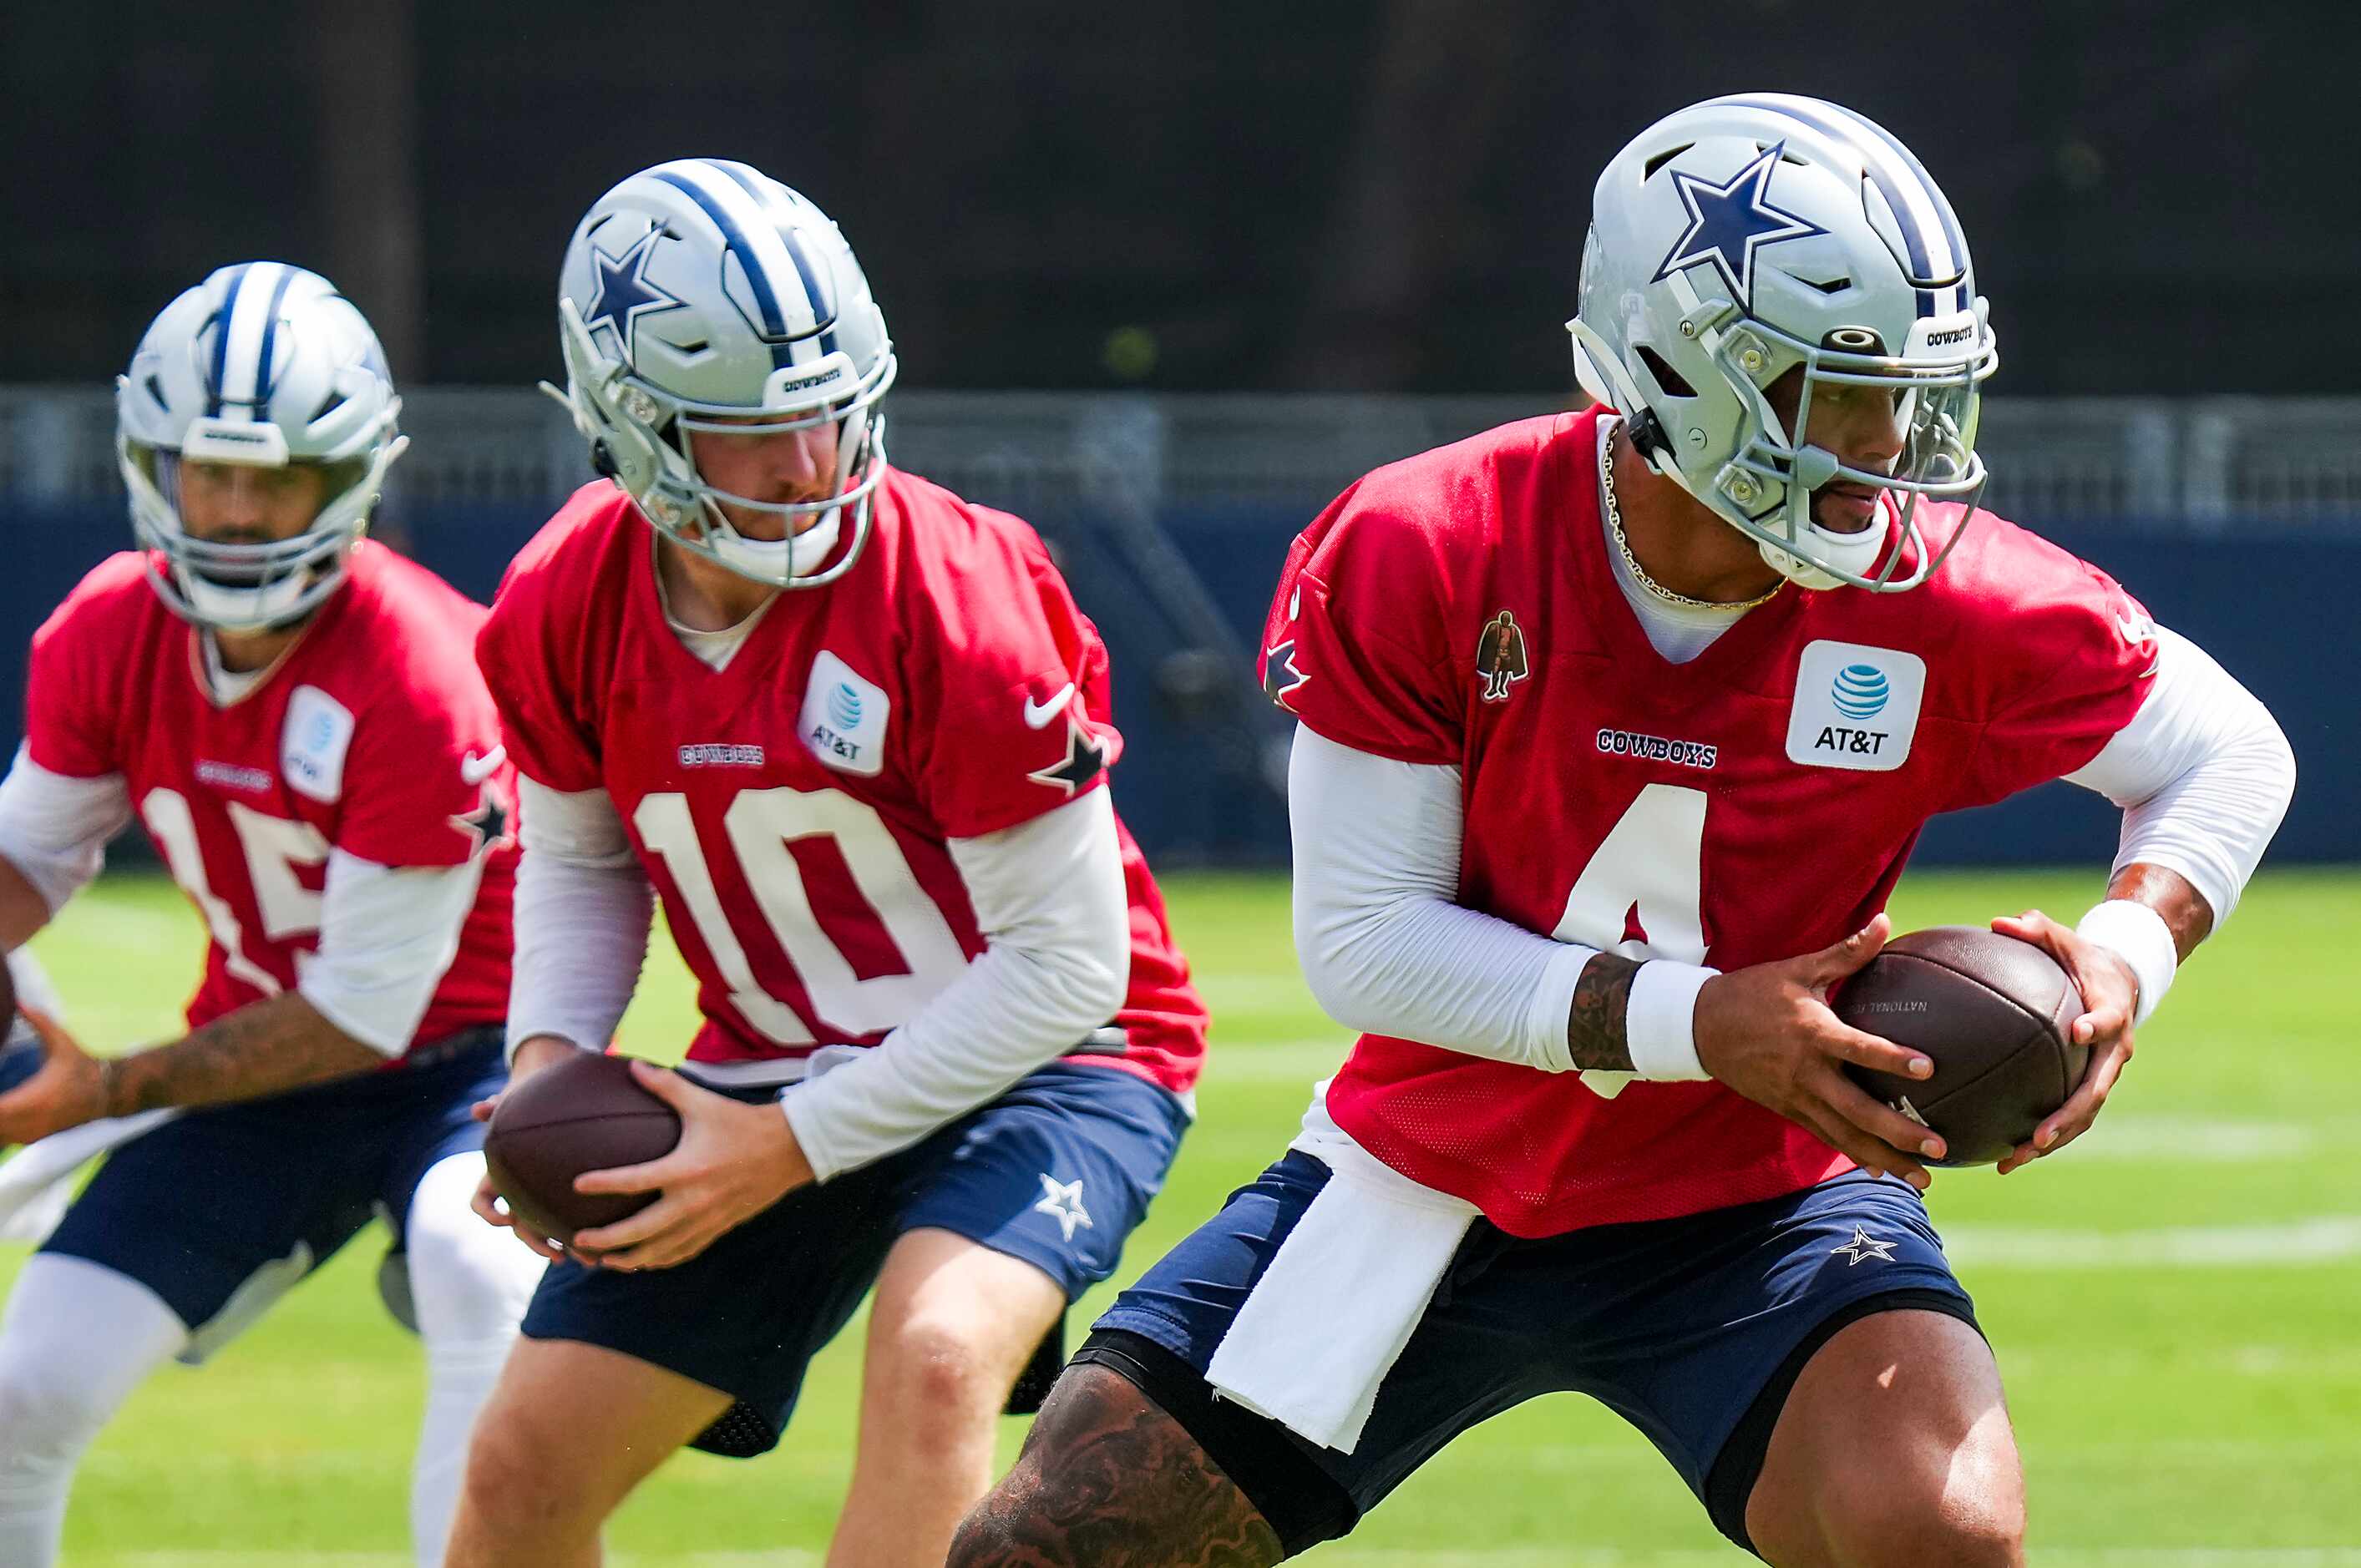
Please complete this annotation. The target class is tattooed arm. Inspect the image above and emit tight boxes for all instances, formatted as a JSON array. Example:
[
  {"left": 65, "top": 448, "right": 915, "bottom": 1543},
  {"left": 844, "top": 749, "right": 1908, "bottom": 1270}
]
[
  {"left": 1565, "top": 953, "right": 1641, "bottom": 1072},
  {"left": 0, "top": 994, "right": 383, "bottom": 1145},
  {"left": 101, "top": 994, "right": 384, "bottom": 1114}
]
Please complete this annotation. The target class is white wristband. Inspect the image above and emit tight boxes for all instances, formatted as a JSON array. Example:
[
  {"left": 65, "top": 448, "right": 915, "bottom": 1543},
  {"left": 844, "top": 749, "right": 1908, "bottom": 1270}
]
[
  {"left": 2074, "top": 900, "right": 2177, "bottom": 1028},
  {"left": 1625, "top": 959, "right": 1720, "bottom": 1081}
]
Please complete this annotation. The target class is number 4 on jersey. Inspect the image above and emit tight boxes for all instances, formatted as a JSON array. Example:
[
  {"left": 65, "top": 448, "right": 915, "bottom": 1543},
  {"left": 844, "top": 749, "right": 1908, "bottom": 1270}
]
[{"left": 1551, "top": 783, "right": 1708, "bottom": 1098}]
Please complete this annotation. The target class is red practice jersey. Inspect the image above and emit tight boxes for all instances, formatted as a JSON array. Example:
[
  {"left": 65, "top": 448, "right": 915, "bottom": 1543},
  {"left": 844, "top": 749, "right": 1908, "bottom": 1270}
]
[
  {"left": 24, "top": 544, "right": 517, "bottom": 1055},
  {"left": 477, "top": 472, "right": 1207, "bottom": 1095},
  {"left": 1263, "top": 407, "right": 2156, "bottom": 1237}
]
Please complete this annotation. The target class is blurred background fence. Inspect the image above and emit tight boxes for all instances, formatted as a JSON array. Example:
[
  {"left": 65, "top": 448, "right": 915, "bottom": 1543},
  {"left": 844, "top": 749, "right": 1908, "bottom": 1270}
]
[{"left": 3, "top": 386, "right": 2349, "bottom": 867}]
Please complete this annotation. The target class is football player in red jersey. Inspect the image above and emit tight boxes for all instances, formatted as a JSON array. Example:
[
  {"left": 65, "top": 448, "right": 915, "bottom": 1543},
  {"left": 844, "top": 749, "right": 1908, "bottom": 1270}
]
[
  {"left": 443, "top": 161, "right": 1206, "bottom": 1568},
  {"left": 955, "top": 95, "right": 2296, "bottom": 1566},
  {"left": 0, "top": 265, "right": 540, "bottom": 1567}
]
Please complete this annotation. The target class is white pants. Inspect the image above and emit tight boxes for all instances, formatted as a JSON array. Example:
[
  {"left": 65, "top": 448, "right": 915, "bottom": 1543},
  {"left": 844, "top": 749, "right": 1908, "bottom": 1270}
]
[{"left": 0, "top": 1150, "right": 544, "bottom": 1566}]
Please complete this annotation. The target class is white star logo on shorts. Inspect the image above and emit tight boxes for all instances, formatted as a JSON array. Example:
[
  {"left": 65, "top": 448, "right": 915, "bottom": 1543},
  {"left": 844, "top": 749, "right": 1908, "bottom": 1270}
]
[
  {"left": 1831, "top": 1224, "right": 1898, "bottom": 1267},
  {"left": 1032, "top": 1174, "right": 1093, "bottom": 1244}
]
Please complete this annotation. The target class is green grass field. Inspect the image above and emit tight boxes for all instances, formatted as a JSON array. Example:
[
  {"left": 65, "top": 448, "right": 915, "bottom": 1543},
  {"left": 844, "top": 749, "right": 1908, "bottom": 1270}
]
[{"left": 7, "top": 866, "right": 2358, "bottom": 1565}]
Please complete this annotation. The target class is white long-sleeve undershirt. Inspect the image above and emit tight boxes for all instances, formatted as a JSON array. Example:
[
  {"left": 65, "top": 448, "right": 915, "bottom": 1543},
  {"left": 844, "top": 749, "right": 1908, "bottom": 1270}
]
[
  {"left": 1289, "top": 622, "right": 2290, "bottom": 1058},
  {"left": 506, "top": 776, "right": 1133, "bottom": 1182},
  {"left": 0, "top": 745, "right": 130, "bottom": 913},
  {"left": 503, "top": 778, "right": 655, "bottom": 1060},
  {"left": 2062, "top": 625, "right": 2293, "bottom": 923},
  {"left": 1289, "top": 729, "right": 1588, "bottom": 1071},
  {"left": 0, "top": 746, "right": 484, "bottom": 1054}
]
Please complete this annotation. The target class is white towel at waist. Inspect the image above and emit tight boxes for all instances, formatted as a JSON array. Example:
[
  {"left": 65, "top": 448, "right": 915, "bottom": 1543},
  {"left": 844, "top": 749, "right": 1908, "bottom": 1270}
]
[
  {"left": 1203, "top": 1080, "right": 1479, "bottom": 1454},
  {"left": 0, "top": 1110, "right": 178, "bottom": 1243}
]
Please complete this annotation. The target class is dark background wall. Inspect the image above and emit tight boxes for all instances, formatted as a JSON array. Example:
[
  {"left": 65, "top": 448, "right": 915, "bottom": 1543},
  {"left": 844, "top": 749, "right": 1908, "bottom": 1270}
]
[
  {"left": 3, "top": 2, "right": 2353, "bottom": 397},
  {"left": 0, "top": 2, "right": 2344, "bottom": 870}
]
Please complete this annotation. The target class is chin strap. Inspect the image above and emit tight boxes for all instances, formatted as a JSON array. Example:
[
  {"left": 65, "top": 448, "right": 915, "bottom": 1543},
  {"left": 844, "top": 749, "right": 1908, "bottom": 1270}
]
[{"left": 1624, "top": 408, "right": 1677, "bottom": 471}]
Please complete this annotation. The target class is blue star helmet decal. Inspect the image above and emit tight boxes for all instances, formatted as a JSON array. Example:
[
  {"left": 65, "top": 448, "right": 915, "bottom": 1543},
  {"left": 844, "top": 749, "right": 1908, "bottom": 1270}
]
[
  {"left": 580, "top": 228, "right": 687, "bottom": 362},
  {"left": 1652, "top": 142, "right": 1827, "bottom": 305}
]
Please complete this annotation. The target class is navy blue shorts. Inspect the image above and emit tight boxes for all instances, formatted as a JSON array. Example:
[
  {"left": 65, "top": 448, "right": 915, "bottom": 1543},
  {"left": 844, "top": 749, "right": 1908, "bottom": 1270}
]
[
  {"left": 520, "top": 1059, "right": 1190, "bottom": 1458},
  {"left": 41, "top": 1033, "right": 505, "bottom": 1359},
  {"left": 1086, "top": 1153, "right": 1977, "bottom": 1558}
]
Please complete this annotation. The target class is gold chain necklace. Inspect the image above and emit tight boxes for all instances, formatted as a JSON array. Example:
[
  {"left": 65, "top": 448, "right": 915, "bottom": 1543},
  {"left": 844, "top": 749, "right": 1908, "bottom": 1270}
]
[{"left": 1598, "top": 425, "right": 1783, "bottom": 613}]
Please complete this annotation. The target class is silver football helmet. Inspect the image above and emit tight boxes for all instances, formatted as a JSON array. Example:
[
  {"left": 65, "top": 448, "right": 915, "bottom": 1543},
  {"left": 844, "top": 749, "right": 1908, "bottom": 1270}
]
[
  {"left": 1569, "top": 94, "right": 2000, "bottom": 590},
  {"left": 551, "top": 159, "right": 896, "bottom": 588},
  {"left": 116, "top": 262, "right": 407, "bottom": 629}
]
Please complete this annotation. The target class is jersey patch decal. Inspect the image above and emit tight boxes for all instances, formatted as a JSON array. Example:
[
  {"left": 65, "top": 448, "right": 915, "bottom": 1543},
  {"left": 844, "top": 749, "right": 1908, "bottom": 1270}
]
[
  {"left": 1028, "top": 712, "right": 1109, "bottom": 795},
  {"left": 679, "top": 743, "right": 767, "bottom": 768},
  {"left": 449, "top": 778, "right": 514, "bottom": 857},
  {"left": 195, "top": 759, "right": 272, "bottom": 795},
  {"left": 1595, "top": 726, "right": 1717, "bottom": 770},
  {"left": 1022, "top": 683, "right": 1077, "bottom": 729},
  {"left": 799, "top": 651, "right": 889, "bottom": 777},
  {"left": 1784, "top": 641, "right": 1927, "bottom": 773},
  {"left": 1476, "top": 609, "right": 1530, "bottom": 701},
  {"left": 281, "top": 685, "right": 356, "bottom": 803},
  {"left": 1262, "top": 638, "right": 1307, "bottom": 710}
]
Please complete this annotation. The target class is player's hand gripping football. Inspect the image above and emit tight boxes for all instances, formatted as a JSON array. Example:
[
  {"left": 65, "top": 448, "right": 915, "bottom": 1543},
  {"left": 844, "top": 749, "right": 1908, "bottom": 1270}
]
[
  {"left": 1692, "top": 914, "right": 1948, "bottom": 1190},
  {"left": 0, "top": 1006, "right": 111, "bottom": 1145},
  {"left": 468, "top": 1034, "right": 574, "bottom": 1263},
  {"left": 564, "top": 1061, "right": 816, "bottom": 1270},
  {"left": 1989, "top": 908, "right": 2140, "bottom": 1174}
]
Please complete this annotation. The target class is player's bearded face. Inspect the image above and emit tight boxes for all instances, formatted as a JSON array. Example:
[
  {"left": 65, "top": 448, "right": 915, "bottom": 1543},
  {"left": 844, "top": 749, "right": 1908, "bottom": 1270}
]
[
  {"left": 689, "top": 417, "right": 843, "bottom": 540},
  {"left": 1763, "top": 368, "right": 1907, "bottom": 536},
  {"left": 175, "top": 459, "right": 334, "bottom": 549}
]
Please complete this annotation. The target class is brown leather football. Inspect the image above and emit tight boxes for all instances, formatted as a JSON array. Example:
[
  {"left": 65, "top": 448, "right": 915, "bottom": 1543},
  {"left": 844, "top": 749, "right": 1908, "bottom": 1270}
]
[
  {"left": 1834, "top": 926, "right": 2087, "bottom": 1167},
  {"left": 483, "top": 1051, "right": 681, "bottom": 1245}
]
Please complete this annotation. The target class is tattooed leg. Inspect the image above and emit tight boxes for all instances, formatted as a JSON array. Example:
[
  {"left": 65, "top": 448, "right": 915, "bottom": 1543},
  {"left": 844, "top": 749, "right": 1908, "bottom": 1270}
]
[{"left": 949, "top": 1365, "right": 1285, "bottom": 1568}]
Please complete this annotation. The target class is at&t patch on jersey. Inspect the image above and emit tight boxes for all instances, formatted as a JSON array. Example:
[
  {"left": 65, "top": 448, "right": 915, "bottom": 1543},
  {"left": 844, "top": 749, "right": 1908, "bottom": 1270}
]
[
  {"left": 799, "top": 650, "right": 889, "bottom": 776},
  {"left": 280, "top": 685, "right": 356, "bottom": 802},
  {"left": 1784, "top": 640, "right": 1926, "bottom": 772}
]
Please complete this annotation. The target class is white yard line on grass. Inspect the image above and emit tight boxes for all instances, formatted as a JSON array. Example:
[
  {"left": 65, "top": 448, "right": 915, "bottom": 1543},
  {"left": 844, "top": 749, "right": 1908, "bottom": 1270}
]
[
  {"left": 1944, "top": 1216, "right": 2361, "bottom": 1268},
  {"left": 2070, "top": 1115, "right": 2321, "bottom": 1161}
]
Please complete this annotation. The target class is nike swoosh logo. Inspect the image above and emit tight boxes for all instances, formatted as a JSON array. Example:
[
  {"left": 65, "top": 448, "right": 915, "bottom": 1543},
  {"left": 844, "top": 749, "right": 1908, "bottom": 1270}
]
[
  {"left": 460, "top": 746, "right": 507, "bottom": 787},
  {"left": 2117, "top": 613, "right": 2156, "bottom": 645},
  {"left": 1021, "top": 685, "right": 1076, "bottom": 729}
]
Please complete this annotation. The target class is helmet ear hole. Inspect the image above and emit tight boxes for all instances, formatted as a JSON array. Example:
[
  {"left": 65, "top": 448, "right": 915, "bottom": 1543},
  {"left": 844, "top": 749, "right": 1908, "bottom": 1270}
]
[
  {"left": 1635, "top": 345, "right": 1698, "bottom": 399},
  {"left": 590, "top": 441, "right": 618, "bottom": 478}
]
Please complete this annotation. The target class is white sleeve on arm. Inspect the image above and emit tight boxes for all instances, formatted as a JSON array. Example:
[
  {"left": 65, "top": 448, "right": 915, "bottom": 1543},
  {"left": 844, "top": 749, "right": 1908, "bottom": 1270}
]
[
  {"left": 1288, "top": 725, "right": 1591, "bottom": 1073},
  {"left": 0, "top": 744, "right": 133, "bottom": 913},
  {"left": 299, "top": 850, "right": 488, "bottom": 1056},
  {"left": 2064, "top": 625, "right": 2296, "bottom": 924},
  {"left": 503, "top": 776, "right": 654, "bottom": 1060},
  {"left": 782, "top": 787, "right": 1130, "bottom": 1182}
]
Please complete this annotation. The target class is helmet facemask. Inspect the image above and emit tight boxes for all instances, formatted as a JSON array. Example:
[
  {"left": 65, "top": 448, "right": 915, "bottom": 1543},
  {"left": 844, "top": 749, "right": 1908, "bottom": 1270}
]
[
  {"left": 1698, "top": 296, "right": 1996, "bottom": 590},
  {"left": 119, "top": 414, "right": 406, "bottom": 631}
]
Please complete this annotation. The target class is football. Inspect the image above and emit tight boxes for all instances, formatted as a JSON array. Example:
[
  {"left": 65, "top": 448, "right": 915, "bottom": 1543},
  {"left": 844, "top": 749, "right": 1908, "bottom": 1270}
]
[
  {"left": 1834, "top": 926, "right": 2087, "bottom": 1167},
  {"left": 483, "top": 1051, "right": 681, "bottom": 1247}
]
